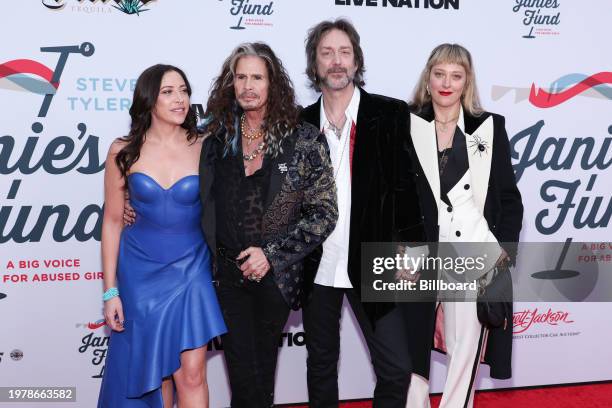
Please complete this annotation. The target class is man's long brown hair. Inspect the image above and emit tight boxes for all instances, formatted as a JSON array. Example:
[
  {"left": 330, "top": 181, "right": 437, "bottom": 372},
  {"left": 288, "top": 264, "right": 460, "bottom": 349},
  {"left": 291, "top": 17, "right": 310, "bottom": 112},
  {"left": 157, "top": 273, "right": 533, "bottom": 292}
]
[{"left": 204, "top": 42, "right": 299, "bottom": 157}]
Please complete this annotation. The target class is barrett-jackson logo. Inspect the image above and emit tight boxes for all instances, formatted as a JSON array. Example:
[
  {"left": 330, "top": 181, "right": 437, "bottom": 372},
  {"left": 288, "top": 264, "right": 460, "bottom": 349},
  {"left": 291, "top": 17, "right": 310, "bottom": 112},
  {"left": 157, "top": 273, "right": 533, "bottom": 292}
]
[
  {"left": 513, "top": 308, "right": 574, "bottom": 334},
  {"left": 334, "top": 0, "right": 459, "bottom": 9}
]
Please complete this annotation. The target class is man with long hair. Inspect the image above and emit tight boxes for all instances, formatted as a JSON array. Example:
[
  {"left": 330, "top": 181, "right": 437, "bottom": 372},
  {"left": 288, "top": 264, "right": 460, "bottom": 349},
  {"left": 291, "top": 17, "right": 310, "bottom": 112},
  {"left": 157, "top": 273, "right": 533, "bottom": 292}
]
[
  {"left": 199, "top": 42, "right": 338, "bottom": 407},
  {"left": 300, "top": 19, "right": 431, "bottom": 407}
]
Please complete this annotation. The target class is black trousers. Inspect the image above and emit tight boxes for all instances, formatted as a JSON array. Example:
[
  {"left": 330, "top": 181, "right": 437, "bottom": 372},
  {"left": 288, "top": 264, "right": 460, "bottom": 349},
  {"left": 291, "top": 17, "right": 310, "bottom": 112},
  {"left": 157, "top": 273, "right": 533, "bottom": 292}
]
[
  {"left": 215, "top": 256, "right": 290, "bottom": 408},
  {"left": 303, "top": 284, "right": 413, "bottom": 408}
]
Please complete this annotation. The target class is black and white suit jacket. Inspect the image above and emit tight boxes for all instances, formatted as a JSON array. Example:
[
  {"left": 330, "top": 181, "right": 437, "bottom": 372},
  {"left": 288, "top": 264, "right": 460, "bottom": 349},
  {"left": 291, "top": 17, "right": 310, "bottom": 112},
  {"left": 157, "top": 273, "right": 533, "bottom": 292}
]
[
  {"left": 409, "top": 102, "right": 523, "bottom": 380},
  {"left": 410, "top": 103, "right": 523, "bottom": 262}
]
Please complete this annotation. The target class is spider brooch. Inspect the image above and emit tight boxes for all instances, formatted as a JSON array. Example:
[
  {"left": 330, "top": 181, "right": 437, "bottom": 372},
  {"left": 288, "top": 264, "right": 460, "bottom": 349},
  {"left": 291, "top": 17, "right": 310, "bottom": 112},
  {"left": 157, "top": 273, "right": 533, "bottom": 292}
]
[{"left": 468, "top": 134, "right": 489, "bottom": 156}]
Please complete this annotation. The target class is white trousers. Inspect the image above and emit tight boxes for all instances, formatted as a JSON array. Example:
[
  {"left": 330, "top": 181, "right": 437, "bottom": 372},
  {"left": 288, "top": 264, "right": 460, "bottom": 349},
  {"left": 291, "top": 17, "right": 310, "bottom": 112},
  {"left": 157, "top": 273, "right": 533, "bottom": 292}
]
[{"left": 406, "top": 301, "right": 486, "bottom": 408}]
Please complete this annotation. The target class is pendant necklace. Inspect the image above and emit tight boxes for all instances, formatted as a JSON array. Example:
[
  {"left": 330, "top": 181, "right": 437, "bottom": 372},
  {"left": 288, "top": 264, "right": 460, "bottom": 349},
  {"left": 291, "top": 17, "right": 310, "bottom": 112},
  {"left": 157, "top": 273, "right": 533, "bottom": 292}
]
[
  {"left": 243, "top": 141, "right": 265, "bottom": 161},
  {"left": 438, "top": 130, "right": 455, "bottom": 176},
  {"left": 324, "top": 106, "right": 347, "bottom": 139},
  {"left": 240, "top": 113, "right": 265, "bottom": 146}
]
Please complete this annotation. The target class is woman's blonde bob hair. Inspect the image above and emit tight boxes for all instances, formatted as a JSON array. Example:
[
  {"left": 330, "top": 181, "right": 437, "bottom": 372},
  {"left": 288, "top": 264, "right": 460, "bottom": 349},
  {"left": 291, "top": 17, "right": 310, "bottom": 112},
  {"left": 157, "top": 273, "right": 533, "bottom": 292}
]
[{"left": 411, "top": 43, "right": 483, "bottom": 116}]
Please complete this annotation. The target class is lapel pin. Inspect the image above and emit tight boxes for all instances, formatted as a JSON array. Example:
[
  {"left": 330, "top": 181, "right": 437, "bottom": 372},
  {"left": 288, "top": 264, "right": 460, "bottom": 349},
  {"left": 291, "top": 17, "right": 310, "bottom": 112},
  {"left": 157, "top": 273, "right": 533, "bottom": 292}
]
[
  {"left": 468, "top": 134, "right": 489, "bottom": 157},
  {"left": 278, "top": 163, "right": 288, "bottom": 173}
]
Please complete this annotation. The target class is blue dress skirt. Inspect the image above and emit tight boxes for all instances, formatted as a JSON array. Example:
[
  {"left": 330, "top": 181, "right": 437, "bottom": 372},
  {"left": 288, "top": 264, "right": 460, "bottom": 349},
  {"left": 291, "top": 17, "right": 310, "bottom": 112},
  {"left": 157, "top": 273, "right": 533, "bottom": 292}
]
[{"left": 98, "top": 173, "right": 226, "bottom": 407}]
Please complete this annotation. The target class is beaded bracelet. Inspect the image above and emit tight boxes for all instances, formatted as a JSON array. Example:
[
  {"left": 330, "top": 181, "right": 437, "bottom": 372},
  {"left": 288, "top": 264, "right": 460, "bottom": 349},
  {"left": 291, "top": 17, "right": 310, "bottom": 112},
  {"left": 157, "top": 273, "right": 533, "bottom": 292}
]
[{"left": 103, "top": 287, "right": 119, "bottom": 302}]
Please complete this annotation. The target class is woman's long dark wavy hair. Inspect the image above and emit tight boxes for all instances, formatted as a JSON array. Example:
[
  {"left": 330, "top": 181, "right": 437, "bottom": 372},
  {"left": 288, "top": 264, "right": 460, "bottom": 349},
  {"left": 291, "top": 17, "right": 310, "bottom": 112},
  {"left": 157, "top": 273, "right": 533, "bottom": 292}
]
[
  {"left": 115, "top": 64, "right": 198, "bottom": 181},
  {"left": 203, "top": 42, "right": 299, "bottom": 158}
]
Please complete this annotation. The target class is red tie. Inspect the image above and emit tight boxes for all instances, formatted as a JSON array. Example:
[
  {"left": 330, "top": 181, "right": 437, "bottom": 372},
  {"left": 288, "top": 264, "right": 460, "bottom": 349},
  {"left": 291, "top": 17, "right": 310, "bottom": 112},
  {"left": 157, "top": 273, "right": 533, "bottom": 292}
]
[{"left": 349, "top": 121, "right": 356, "bottom": 177}]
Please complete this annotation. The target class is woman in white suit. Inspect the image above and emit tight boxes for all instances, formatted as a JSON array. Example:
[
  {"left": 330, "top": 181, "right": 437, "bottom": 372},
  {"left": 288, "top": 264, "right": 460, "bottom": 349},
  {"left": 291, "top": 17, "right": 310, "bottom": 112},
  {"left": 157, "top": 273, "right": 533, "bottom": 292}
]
[{"left": 405, "top": 44, "right": 523, "bottom": 408}]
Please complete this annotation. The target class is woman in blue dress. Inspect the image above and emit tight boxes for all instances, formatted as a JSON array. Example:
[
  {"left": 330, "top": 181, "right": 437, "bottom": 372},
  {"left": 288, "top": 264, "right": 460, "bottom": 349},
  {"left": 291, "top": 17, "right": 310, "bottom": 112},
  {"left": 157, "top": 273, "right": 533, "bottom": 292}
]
[{"left": 98, "top": 64, "right": 227, "bottom": 408}]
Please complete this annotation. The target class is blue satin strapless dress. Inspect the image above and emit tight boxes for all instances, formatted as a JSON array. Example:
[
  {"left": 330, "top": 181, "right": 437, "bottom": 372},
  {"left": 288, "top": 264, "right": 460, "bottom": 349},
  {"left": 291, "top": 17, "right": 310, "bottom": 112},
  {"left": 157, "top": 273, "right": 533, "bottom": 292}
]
[{"left": 98, "top": 173, "right": 226, "bottom": 408}]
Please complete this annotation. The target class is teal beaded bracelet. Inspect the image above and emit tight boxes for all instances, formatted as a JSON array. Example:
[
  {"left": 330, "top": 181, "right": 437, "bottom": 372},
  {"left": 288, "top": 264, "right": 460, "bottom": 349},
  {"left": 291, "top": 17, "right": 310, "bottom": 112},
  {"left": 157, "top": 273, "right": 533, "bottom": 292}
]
[{"left": 103, "top": 287, "right": 119, "bottom": 301}]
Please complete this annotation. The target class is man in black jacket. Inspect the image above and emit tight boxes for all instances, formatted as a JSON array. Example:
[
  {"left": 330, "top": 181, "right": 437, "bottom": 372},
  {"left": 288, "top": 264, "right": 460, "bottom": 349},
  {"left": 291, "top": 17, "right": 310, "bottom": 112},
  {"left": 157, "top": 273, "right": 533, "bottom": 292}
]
[
  {"left": 300, "top": 19, "right": 430, "bottom": 408},
  {"left": 198, "top": 42, "right": 338, "bottom": 408}
]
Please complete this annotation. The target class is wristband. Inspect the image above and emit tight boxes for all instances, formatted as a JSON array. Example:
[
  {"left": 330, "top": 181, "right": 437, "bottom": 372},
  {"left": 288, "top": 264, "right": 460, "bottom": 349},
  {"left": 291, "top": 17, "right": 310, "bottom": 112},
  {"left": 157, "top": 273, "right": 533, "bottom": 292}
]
[{"left": 103, "top": 287, "right": 119, "bottom": 302}]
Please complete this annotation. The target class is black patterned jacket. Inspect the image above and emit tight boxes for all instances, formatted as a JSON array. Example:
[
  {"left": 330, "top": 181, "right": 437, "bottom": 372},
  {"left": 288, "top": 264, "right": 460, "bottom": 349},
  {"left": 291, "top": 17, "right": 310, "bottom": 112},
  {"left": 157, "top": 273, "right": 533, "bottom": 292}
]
[{"left": 199, "top": 121, "right": 338, "bottom": 310}]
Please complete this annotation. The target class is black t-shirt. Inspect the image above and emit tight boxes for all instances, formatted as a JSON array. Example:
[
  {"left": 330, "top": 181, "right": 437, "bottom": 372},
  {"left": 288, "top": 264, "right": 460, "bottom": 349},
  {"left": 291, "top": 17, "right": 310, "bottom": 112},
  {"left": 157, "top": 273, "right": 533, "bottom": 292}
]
[{"left": 213, "top": 140, "right": 271, "bottom": 253}]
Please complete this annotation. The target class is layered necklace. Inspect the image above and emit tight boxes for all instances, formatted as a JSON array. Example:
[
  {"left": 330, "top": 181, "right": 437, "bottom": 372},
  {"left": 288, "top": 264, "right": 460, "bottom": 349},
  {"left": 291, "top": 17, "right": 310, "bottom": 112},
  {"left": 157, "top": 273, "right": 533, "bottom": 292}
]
[
  {"left": 240, "top": 113, "right": 266, "bottom": 161},
  {"left": 243, "top": 142, "right": 265, "bottom": 161},
  {"left": 434, "top": 114, "right": 459, "bottom": 133},
  {"left": 240, "top": 113, "right": 265, "bottom": 146},
  {"left": 324, "top": 106, "right": 347, "bottom": 140},
  {"left": 438, "top": 131, "right": 455, "bottom": 176},
  {"left": 435, "top": 114, "right": 459, "bottom": 176}
]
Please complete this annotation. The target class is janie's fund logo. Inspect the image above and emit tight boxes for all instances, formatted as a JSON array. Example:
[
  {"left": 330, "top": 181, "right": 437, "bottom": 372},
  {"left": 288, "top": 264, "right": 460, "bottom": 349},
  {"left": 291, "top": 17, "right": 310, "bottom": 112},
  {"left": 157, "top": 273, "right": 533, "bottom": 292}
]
[
  {"left": 1, "top": 43, "right": 105, "bottom": 245},
  {"left": 77, "top": 319, "right": 109, "bottom": 378},
  {"left": 512, "top": 0, "right": 560, "bottom": 39},
  {"left": 218, "top": 0, "right": 275, "bottom": 30}
]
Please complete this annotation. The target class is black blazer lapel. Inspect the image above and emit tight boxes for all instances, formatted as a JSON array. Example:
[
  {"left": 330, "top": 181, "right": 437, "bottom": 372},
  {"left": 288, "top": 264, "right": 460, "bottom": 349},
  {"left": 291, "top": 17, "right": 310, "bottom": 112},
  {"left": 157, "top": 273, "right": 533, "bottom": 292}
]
[
  {"left": 300, "top": 98, "right": 321, "bottom": 129},
  {"left": 462, "top": 109, "right": 494, "bottom": 214},
  {"left": 463, "top": 109, "right": 488, "bottom": 136},
  {"left": 348, "top": 89, "right": 381, "bottom": 289},
  {"left": 413, "top": 102, "right": 435, "bottom": 123},
  {"left": 351, "top": 88, "right": 380, "bottom": 216}
]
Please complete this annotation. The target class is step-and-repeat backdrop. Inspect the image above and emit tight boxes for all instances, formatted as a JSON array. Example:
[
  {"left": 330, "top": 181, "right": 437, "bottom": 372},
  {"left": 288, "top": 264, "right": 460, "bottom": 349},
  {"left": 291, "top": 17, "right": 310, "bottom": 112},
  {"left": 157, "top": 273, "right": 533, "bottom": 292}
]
[{"left": 1, "top": 1, "right": 610, "bottom": 406}]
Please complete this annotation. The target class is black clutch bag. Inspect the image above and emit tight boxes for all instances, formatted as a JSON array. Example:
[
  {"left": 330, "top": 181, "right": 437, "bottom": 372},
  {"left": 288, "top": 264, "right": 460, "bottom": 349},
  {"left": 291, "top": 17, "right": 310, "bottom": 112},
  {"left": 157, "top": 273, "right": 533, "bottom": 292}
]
[{"left": 476, "top": 264, "right": 513, "bottom": 329}]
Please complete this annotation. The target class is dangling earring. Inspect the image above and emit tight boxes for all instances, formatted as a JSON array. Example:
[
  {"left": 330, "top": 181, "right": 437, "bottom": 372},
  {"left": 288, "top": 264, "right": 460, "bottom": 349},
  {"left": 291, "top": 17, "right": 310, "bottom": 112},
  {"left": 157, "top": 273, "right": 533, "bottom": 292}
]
[{"left": 426, "top": 84, "right": 430, "bottom": 95}]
